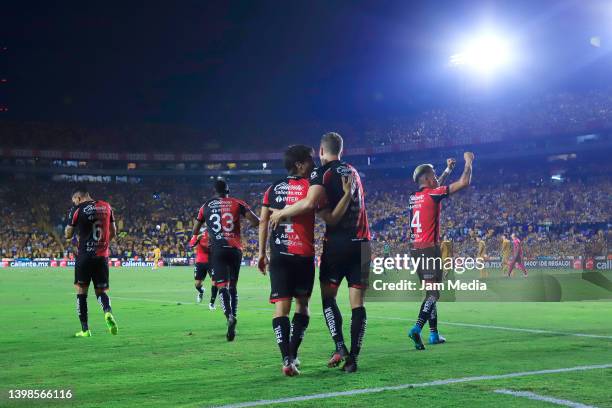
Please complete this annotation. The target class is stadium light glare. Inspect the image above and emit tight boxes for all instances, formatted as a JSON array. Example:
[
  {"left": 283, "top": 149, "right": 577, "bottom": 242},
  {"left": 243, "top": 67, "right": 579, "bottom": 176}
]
[{"left": 450, "top": 32, "right": 515, "bottom": 73}]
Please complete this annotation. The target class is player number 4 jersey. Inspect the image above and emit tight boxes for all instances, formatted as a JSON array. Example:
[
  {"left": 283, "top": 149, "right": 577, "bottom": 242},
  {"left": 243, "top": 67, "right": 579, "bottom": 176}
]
[
  {"left": 197, "top": 197, "right": 250, "bottom": 250},
  {"left": 263, "top": 176, "right": 314, "bottom": 257},
  {"left": 408, "top": 185, "right": 449, "bottom": 247}
]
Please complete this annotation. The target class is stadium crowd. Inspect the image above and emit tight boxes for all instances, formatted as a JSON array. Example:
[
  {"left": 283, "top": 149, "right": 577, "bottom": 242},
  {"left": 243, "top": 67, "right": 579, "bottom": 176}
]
[
  {"left": 1, "top": 172, "right": 609, "bottom": 261},
  {"left": 2, "top": 91, "right": 612, "bottom": 153}
]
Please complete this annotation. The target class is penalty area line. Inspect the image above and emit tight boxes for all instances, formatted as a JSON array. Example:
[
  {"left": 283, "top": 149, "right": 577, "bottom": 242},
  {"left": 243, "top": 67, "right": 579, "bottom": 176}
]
[{"left": 211, "top": 364, "right": 612, "bottom": 408}]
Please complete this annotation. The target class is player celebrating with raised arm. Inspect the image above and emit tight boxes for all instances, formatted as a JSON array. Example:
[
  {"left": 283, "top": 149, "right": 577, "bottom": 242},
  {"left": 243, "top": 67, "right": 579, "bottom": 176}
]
[
  {"left": 270, "top": 132, "right": 371, "bottom": 373},
  {"left": 259, "top": 145, "right": 354, "bottom": 376},
  {"left": 65, "top": 185, "right": 118, "bottom": 337},
  {"left": 189, "top": 229, "right": 218, "bottom": 310},
  {"left": 191, "top": 179, "right": 259, "bottom": 341},
  {"left": 407, "top": 152, "right": 474, "bottom": 350}
]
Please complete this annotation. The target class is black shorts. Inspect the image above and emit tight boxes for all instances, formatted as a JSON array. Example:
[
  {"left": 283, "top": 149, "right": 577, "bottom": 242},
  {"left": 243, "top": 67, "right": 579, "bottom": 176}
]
[
  {"left": 74, "top": 255, "right": 109, "bottom": 289},
  {"left": 319, "top": 240, "right": 371, "bottom": 289},
  {"left": 411, "top": 245, "right": 443, "bottom": 283},
  {"left": 194, "top": 262, "right": 213, "bottom": 281},
  {"left": 269, "top": 254, "right": 315, "bottom": 303},
  {"left": 210, "top": 247, "right": 242, "bottom": 286}
]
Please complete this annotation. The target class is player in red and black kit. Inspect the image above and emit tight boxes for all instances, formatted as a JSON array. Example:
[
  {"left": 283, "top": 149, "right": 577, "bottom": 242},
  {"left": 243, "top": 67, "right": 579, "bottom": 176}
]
[
  {"left": 270, "top": 133, "right": 370, "bottom": 373},
  {"left": 64, "top": 185, "right": 118, "bottom": 338},
  {"left": 258, "top": 145, "right": 354, "bottom": 376},
  {"left": 191, "top": 179, "right": 259, "bottom": 341},
  {"left": 407, "top": 152, "right": 474, "bottom": 350},
  {"left": 189, "top": 229, "right": 218, "bottom": 310}
]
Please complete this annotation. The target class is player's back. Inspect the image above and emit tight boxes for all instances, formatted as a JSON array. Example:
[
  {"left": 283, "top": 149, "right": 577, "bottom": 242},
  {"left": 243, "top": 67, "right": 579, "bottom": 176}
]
[
  {"left": 408, "top": 185, "right": 449, "bottom": 248},
  {"left": 310, "top": 160, "right": 370, "bottom": 244},
  {"left": 70, "top": 199, "right": 114, "bottom": 257},
  {"left": 199, "top": 196, "right": 249, "bottom": 250},
  {"left": 263, "top": 175, "right": 314, "bottom": 257}
]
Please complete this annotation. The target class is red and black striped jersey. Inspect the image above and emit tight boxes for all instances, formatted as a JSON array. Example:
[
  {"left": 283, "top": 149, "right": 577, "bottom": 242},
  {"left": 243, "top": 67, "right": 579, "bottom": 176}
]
[
  {"left": 263, "top": 176, "right": 314, "bottom": 257},
  {"left": 197, "top": 196, "right": 250, "bottom": 250},
  {"left": 408, "top": 185, "right": 449, "bottom": 248},
  {"left": 68, "top": 200, "right": 114, "bottom": 257},
  {"left": 309, "top": 160, "right": 370, "bottom": 244},
  {"left": 194, "top": 230, "right": 210, "bottom": 263}
]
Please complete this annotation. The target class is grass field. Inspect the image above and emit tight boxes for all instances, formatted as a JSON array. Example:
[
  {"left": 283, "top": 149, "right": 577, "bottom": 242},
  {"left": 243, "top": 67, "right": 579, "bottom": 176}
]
[{"left": 1, "top": 266, "right": 611, "bottom": 407}]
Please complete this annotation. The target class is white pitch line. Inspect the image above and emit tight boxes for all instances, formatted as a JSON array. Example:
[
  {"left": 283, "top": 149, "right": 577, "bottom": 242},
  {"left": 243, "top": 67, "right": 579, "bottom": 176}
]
[
  {"left": 494, "top": 389, "right": 597, "bottom": 408},
  {"left": 210, "top": 364, "right": 612, "bottom": 408},
  {"left": 369, "top": 316, "right": 612, "bottom": 340},
  {"left": 107, "top": 296, "right": 612, "bottom": 339}
]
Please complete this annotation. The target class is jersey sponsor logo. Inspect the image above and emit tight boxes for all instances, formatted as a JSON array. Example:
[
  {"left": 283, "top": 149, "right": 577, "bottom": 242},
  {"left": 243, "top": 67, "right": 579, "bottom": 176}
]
[
  {"left": 335, "top": 165, "right": 352, "bottom": 176},
  {"left": 273, "top": 181, "right": 305, "bottom": 194}
]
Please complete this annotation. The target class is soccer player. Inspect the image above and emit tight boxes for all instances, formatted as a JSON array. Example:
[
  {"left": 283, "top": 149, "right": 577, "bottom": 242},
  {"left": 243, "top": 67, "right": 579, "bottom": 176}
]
[
  {"left": 507, "top": 233, "right": 528, "bottom": 277},
  {"left": 407, "top": 152, "right": 474, "bottom": 350},
  {"left": 270, "top": 132, "right": 370, "bottom": 373},
  {"left": 501, "top": 234, "right": 512, "bottom": 276},
  {"left": 258, "top": 145, "right": 353, "bottom": 376},
  {"left": 477, "top": 236, "right": 488, "bottom": 279},
  {"left": 189, "top": 229, "right": 218, "bottom": 310},
  {"left": 191, "top": 179, "right": 259, "bottom": 341},
  {"left": 64, "top": 185, "right": 118, "bottom": 337},
  {"left": 440, "top": 235, "right": 453, "bottom": 278},
  {"left": 152, "top": 246, "right": 161, "bottom": 270}
]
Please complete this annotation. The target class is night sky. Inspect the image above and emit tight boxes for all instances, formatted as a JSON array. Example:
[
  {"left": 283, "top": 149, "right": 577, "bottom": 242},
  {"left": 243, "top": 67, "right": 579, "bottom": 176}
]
[{"left": 2, "top": 0, "right": 611, "bottom": 130}]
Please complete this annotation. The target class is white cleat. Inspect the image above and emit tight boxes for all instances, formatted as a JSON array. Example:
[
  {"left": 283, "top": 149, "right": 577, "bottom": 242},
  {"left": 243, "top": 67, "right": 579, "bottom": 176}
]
[
  {"left": 208, "top": 303, "right": 216, "bottom": 311},
  {"left": 196, "top": 293, "right": 203, "bottom": 304}
]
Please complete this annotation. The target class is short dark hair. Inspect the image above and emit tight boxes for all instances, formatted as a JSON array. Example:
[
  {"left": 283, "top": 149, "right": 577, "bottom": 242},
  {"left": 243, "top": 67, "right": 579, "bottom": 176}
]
[
  {"left": 321, "top": 132, "right": 343, "bottom": 155},
  {"left": 283, "top": 144, "right": 314, "bottom": 174},
  {"left": 71, "top": 185, "right": 88, "bottom": 196},
  {"left": 214, "top": 178, "right": 229, "bottom": 195}
]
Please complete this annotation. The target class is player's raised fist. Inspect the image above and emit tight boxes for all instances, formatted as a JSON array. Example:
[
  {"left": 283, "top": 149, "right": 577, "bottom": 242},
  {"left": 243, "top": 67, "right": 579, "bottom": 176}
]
[
  {"left": 446, "top": 158, "right": 457, "bottom": 169},
  {"left": 464, "top": 152, "right": 474, "bottom": 162}
]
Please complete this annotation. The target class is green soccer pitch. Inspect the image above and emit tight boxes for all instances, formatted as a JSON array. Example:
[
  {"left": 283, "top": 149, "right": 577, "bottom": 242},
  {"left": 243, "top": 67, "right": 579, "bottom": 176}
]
[{"left": 1, "top": 266, "right": 611, "bottom": 407}]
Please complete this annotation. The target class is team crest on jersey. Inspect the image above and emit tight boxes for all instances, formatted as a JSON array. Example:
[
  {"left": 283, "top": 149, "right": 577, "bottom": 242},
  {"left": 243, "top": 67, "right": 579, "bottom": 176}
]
[{"left": 310, "top": 170, "right": 318, "bottom": 179}]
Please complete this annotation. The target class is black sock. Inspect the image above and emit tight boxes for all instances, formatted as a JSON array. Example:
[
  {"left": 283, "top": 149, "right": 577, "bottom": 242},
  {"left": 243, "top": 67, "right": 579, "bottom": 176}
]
[
  {"left": 229, "top": 286, "right": 238, "bottom": 317},
  {"left": 290, "top": 313, "right": 310, "bottom": 359},
  {"left": 195, "top": 285, "right": 203, "bottom": 294},
  {"left": 272, "top": 316, "right": 291, "bottom": 364},
  {"left": 429, "top": 303, "right": 438, "bottom": 333},
  {"left": 76, "top": 294, "right": 88, "bottom": 331},
  {"left": 350, "top": 306, "right": 367, "bottom": 359},
  {"left": 97, "top": 292, "right": 112, "bottom": 313},
  {"left": 322, "top": 298, "right": 346, "bottom": 352},
  {"left": 210, "top": 285, "right": 218, "bottom": 304},
  {"left": 416, "top": 295, "right": 437, "bottom": 330},
  {"left": 218, "top": 287, "right": 232, "bottom": 318}
]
